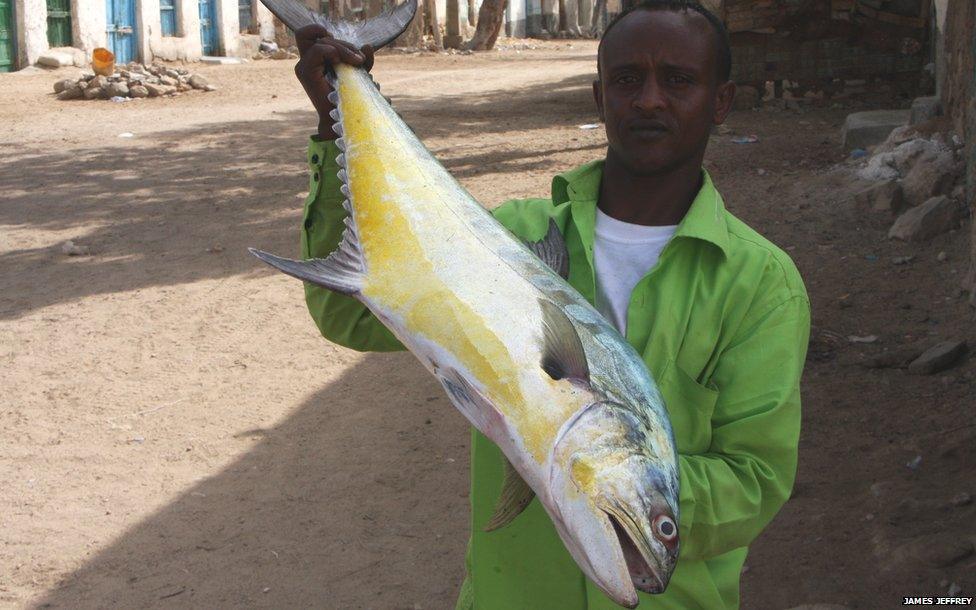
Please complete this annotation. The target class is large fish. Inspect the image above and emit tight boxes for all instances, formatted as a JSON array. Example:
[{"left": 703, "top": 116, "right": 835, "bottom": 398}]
[{"left": 250, "top": 1, "right": 680, "bottom": 605}]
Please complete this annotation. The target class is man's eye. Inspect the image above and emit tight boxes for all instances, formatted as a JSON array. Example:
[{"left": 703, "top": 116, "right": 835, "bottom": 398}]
[{"left": 615, "top": 75, "right": 638, "bottom": 85}]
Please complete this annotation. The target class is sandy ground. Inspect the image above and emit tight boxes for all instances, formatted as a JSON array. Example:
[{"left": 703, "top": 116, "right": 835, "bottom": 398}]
[{"left": 1, "top": 41, "right": 974, "bottom": 609}]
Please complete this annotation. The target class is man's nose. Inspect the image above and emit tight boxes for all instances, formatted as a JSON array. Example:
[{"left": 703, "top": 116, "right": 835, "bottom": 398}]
[{"left": 633, "top": 77, "right": 667, "bottom": 113}]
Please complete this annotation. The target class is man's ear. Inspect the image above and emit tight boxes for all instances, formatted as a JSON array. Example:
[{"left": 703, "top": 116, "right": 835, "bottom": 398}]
[
  {"left": 712, "top": 81, "right": 736, "bottom": 125},
  {"left": 593, "top": 79, "right": 605, "bottom": 122}
]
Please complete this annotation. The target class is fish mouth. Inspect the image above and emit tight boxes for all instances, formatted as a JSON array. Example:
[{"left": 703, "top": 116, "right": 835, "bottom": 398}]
[{"left": 606, "top": 511, "right": 666, "bottom": 594}]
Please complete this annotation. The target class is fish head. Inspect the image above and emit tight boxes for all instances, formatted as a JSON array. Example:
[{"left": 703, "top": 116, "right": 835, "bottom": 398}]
[{"left": 547, "top": 400, "right": 680, "bottom": 606}]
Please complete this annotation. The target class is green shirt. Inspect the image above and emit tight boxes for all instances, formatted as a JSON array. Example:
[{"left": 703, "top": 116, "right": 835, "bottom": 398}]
[{"left": 301, "top": 137, "right": 810, "bottom": 609}]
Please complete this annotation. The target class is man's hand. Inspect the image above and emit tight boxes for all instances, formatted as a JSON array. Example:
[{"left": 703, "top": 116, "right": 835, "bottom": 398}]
[{"left": 294, "top": 24, "right": 374, "bottom": 140}]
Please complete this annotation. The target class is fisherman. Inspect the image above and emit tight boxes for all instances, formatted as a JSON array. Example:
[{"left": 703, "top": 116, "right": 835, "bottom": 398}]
[{"left": 293, "top": 1, "right": 810, "bottom": 607}]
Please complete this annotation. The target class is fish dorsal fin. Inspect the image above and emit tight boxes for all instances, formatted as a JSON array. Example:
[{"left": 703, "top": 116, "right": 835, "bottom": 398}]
[
  {"left": 484, "top": 459, "right": 536, "bottom": 532},
  {"left": 539, "top": 299, "right": 590, "bottom": 384},
  {"left": 249, "top": 211, "right": 365, "bottom": 295},
  {"left": 525, "top": 219, "right": 569, "bottom": 279}
]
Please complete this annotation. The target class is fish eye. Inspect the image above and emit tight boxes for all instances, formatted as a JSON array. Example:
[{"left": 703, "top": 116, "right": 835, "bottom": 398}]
[{"left": 653, "top": 515, "right": 677, "bottom": 541}]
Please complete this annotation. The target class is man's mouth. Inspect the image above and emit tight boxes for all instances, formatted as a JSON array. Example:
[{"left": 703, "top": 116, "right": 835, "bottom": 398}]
[{"left": 628, "top": 121, "right": 670, "bottom": 139}]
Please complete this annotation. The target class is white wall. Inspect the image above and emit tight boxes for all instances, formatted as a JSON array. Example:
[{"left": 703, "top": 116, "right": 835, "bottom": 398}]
[
  {"left": 15, "top": 0, "right": 48, "bottom": 66},
  {"left": 74, "top": 0, "right": 105, "bottom": 57}
]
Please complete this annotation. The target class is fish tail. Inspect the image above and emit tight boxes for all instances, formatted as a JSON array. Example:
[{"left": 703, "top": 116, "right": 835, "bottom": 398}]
[{"left": 258, "top": 0, "right": 417, "bottom": 51}]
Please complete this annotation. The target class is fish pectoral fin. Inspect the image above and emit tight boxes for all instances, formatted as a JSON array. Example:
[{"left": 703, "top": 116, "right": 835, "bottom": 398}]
[
  {"left": 249, "top": 242, "right": 364, "bottom": 295},
  {"left": 538, "top": 299, "right": 591, "bottom": 385},
  {"left": 434, "top": 366, "right": 505, "bottom": 438},
  {"left": 484, "top": 458, "right": 536, "bottom": 532},
  {"left": 525, "top": 218, "right": 569, "bottom": 280}
]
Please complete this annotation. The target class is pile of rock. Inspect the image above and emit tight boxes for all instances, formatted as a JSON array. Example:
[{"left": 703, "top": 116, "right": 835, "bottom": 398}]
[
  {"left": 852, "top": 125, "right": 968, "bottom": 242},
  {"left": 53, "top": 62, "right": 217, "bottom": 101},
  {"left": 252, "top": 41, "right": 299, "bottom": 61}
]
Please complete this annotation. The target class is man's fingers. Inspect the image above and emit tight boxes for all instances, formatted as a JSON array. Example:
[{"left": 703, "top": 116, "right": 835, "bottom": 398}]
[
  {"left": 295, "top": 24, "right": 330, "bottom": 54},
  {"left": 302, "top": 40, "right": 364, "bottom": 69},
  {"left": 362, "top": 44, "right": 375, "bottom": 72}
]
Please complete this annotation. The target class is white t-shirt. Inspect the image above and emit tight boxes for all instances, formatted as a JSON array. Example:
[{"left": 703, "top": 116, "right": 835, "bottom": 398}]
[{"left": 593, "top": 208, "right": 678, "bottom": 335}]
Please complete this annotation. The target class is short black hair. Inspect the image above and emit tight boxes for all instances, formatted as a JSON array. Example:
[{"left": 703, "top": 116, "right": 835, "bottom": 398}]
[{"left": 597, "top": 0, "right": 732, "bottom": 83}]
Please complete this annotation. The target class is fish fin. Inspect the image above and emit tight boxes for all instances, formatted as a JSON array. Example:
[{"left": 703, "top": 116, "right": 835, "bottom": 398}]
[
  {"left": 538, "top": 299, "right": 590, "bottom": 384},
  {"left": 434, "top": 366, "right": 504, "bottom": 437},
  {"left": 249, "top": 238, "right": 364, "bottom": 295},
  {"left": 258, "top": 0, "right": 417, "bottom": 51},
  {"left": 525, "top": 219, "right": 569, "bottom": 279},
  {"left": 484, "top": 459, "right": 536, "bottom": 532}
]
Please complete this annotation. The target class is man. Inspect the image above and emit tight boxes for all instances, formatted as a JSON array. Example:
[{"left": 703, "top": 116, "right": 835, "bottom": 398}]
[{"left": 293, "top": 1, "right": 810, "bottom": 608}]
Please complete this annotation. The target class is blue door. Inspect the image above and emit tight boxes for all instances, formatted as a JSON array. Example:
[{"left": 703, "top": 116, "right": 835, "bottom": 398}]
[
  {"left": 106, "top": 0, "right": 137, "bottom": 63},
  {"left": 199, "top": 0, "right": 218, "bottom": 55}
]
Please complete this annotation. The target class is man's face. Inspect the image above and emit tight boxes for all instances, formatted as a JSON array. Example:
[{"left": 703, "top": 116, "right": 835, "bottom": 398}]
[{"left": 594, "top": 9, "right": 734, "bottom": 176}]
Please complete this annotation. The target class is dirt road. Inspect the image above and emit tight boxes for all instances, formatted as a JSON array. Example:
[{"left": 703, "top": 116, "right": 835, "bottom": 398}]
[{"left": 1, "top": 41, "right": 973, "bottom": 609}]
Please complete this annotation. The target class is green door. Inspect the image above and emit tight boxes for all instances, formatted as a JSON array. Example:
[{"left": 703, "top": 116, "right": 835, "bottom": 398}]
[
  {"left": 0, "top": 0, "right": 14, "bottom": 72},
  {"left": 47, "top": 0, "right": 72, "bottom": 47}
]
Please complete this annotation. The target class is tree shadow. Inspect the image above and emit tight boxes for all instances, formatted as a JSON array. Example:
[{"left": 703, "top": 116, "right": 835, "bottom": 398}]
[{"left": 31, "top": 352, "right": 473, "bottom": 609}]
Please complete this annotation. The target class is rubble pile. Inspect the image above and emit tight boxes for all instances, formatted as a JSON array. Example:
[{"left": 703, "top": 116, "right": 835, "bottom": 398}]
[
  {"left": 251, "top": 41, "right": 299, "bottom": 61},
  {"left": 852, "top": 124, "right": 968, "bottom": 243},
  {"left": 53, "top": 63, "right": 217, "bottom": 101}
]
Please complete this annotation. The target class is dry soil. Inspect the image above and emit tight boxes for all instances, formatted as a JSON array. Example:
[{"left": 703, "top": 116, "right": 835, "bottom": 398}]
[{"left": 1, "top": 40, "right": 974, "bottom": 610}]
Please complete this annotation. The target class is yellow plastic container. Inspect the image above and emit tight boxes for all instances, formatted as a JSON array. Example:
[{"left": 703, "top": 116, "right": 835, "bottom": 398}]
[{"left": 91, "top": 47, "right": 116, "bottom": 76}]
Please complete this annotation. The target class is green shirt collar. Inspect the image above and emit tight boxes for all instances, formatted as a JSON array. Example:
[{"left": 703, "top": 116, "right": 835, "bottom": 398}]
[{"left": 551, "top": 160, "right": 731, "bottom": 259}]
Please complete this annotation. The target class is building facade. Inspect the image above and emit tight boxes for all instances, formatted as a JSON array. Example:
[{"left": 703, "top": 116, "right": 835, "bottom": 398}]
[{"left": 1, "top": 0, "right": 276, "bottom": 71}]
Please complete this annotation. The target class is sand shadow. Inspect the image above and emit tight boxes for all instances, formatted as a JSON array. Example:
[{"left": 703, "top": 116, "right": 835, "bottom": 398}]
[
  {"left": 31, "top": 352, "right": 473, "bottom": 609},
  {"left": 0, "top": 71, "right": 600, "bottom": 321}
]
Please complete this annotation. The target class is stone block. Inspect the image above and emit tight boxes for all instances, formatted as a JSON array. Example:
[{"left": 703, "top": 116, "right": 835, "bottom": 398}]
[
  {"left": 36, "top": 50, "right": 75, "bottom": 67},
  {"left": 900, "top": 150, "right": 961, "bottom": 206},
  {"left": 888, "top": 195, "right": 966, "bottom": 241},
  {"left": 188, "top": 74, "right": 210, "bottom": 89},
  {"left": 910, "top": 96, "right": 942, "bottom": 125},
  {"left": 841, "top": 110, "right": 911, "bottom": 150},
  {"left": 908, "top": 340, "right": 968, "bottom": 375},
  {"left": 200, "top": 56, "right": 244, "bottom": 65},
  {"left": 853, "top": 180, "right": 905, "bottom": 214},
  {"left": 53, "top": 78, "right": 75, "bottom": 93}
]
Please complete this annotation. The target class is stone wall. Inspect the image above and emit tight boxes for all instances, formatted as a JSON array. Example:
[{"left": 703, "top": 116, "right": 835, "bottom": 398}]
[
  {"left": 725, "top": 0, "right": 930, "bottom": 92},
  {"left": 940, "top": 0, "right": 975, "bottom": 303}
]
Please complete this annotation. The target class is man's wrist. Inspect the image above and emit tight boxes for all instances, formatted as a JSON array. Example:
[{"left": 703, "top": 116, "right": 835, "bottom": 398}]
[{"left": 317, "top": 117, "right": 337, "bottom": 141}]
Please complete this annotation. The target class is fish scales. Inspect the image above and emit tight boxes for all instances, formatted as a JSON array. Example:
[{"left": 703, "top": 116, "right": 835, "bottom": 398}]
[{"left": 339, "top": 65, "right": 585, "bottom": 462}]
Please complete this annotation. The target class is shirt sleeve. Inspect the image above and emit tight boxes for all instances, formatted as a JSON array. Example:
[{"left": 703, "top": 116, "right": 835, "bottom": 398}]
[{"left": 676, "top": 293, "right": 811, "bottom": 561}]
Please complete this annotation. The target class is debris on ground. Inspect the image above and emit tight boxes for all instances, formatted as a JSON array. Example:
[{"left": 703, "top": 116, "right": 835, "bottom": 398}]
[
  {"left": 60, "top": 240, "right": 91, "bottom": 256},
  {"left": 252, "top": 43, "right": 299, "bottom": 61},
  {"left": 850, "top": 122, "right": 968, "bottom": 242},
  {"left": 54, "top": 62, "right": 218, "bottom": 101},
  {"left": 731, "top": 134, "right": 759, "bottom": 144}
]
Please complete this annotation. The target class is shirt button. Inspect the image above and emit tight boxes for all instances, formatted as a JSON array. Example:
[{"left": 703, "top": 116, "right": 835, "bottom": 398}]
[
  {"left": 304, "top": 216, "right": 314, "bottom": 230},
  {"left": 313, "top": 172, "right": 320, "bottom": 181},
  {"left": 311, "top": 154, "right": 319, "bottom": 164}
]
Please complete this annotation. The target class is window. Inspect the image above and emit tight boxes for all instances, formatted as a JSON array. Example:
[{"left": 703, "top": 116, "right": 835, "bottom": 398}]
[
  {"left": 160, "top": 0, "right": 177, "bottom": 36},
  {"left": 238, "top": 0, "right": 253, "bottom": 33}
]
